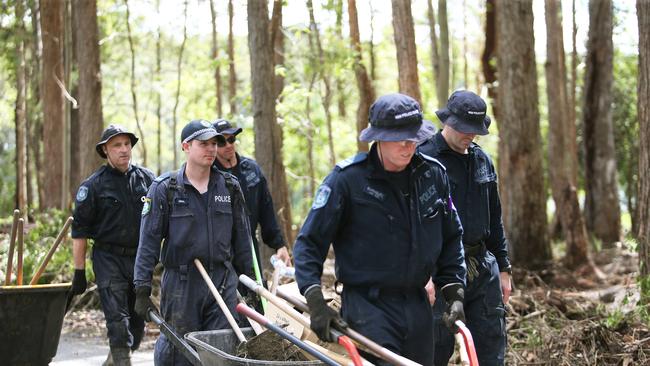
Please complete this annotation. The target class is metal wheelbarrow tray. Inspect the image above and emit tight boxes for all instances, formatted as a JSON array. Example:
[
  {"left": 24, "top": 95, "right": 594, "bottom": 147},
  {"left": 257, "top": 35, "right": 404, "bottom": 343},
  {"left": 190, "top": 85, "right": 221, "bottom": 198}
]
[
  {"left": 0, "top": 283, "right": 71, "bottom": 365},
  {"left": 185, "top": 327, "right": 324, "bottom": 366}
]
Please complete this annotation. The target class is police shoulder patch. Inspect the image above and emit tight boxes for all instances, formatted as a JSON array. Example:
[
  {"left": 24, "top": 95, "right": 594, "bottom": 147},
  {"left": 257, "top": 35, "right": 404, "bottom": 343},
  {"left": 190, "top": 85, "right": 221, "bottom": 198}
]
[
  {"left": 76, "top": 186, "right": 89, "bottom": 202},
  {"left": 336, "top": 152, "right": 368, "bottom": 170},
  {"left": 312, "top": 185, "right": 332, "bottom": 209},
  {"left": 141, "top": 199, "right": 151, "bottom": 216}
]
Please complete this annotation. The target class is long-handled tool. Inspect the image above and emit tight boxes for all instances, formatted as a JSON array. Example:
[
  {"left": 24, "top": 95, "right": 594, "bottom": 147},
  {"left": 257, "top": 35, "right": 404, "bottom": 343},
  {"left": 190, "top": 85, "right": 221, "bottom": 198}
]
[
  {"left": 30, "top": 216, "right": 73, "bottom": 285},
  {"left": 148, "top": 310, "right": 202, "bottom": 366},
  {"left": 194, "top": 259, "right": 247, "bottom": 343},
  {"left": 4, "top": 209, "right": 20, "bottom": 285},
  {"left": 236, "top": 303, "right": 340, "bottom": 366},
  {"left": 275, "top": 286, "right": 423, "bottom": 366},
  {"left": 16, "top": 218, "right": 24, "bottom": 285},
  {"left": 240, "top": 275, "right": 370, "bottom": 366},
  {"left": 455, "top": 320, "right": 479, "bottom": 366}
]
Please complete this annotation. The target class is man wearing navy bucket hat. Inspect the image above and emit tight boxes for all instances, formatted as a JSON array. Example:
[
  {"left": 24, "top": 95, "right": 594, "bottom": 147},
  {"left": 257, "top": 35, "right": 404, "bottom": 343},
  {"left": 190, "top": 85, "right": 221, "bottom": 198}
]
[
  {"left": 419, "top": 90, "right": 512, "bottom": 366},
  {"left": 294, "top": 93, "right": 466, "bottom": 365}
]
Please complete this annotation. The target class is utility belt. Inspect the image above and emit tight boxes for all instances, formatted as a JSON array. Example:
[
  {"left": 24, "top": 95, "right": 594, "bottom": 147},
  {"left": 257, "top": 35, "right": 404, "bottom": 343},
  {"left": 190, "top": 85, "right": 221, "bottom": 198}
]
[
  {"left": 93, "top": 241, "right": 138, "bottom": 257},
  {"left": 344, "top": 284, "right": 423, "bottom": 300},
  {"left": 164, "top": 260, "right": 230, "bottom": 283},
  {"left": 464, "top": 241, "right": 487, "bottom": 258}
]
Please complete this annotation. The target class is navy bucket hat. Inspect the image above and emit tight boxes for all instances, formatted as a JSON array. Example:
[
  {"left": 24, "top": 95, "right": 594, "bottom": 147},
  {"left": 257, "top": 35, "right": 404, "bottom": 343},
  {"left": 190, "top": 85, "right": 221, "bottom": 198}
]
[
  {"left": 95, "top": 124, "right": 139, "bottom": 158},
  {"left": 359, "top": 93, "right": 436, "bottom": 143},
  {"left": 436, "top": 90, "right": 491, "bottom": 135}
]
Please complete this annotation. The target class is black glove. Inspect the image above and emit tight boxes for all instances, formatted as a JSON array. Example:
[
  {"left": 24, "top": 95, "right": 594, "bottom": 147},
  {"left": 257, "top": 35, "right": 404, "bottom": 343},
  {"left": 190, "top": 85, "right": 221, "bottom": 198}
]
[
  {"left": 442, "top": 283, "right": 466, "bottom": 332},
  {"left": 134, "top": 286, "right": 158, "bottom": 322},
  {"left": 71, "top": 269, "right": 87, "bottom": 295},
  {"left": 305, "top": 287, "right": 348, "bottom": 342}
]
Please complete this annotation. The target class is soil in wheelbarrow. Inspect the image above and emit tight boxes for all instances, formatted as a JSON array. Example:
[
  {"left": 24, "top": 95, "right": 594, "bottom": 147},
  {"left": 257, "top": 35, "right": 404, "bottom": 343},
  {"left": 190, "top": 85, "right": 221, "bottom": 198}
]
[{"left": 235, "top": 330, "right": 309, "bottom": 362}]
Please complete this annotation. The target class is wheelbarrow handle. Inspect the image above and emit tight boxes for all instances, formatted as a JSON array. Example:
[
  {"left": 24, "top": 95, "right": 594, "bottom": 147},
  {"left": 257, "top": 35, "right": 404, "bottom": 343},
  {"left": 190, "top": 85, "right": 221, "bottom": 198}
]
[
  {"left": 236, "top": 303, "right": 340, "bottom": 366},
  {"left": 149, "top": 310, "right": 202, "bottom": 366},
  {"left": 455, "top": 320, "right": 479, "bottom": 366}
]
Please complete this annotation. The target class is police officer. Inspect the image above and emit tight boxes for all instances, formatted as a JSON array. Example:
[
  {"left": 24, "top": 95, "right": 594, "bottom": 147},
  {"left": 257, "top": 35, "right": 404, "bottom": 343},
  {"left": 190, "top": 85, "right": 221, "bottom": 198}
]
[
  {"left": 211, "top": 119, "right": 291, "bottom": 268},
  {"left": 419, "top": 90, "right": 512, "bottom": 366},
  {"left": 294, "top": 93, "right": 467, "bottom": 366},
  {"left": 134, "top": 120, "right": 253, "bottom": 366},
  {"left": 71, "top": 125, "right": 155, "bottom": 366}
]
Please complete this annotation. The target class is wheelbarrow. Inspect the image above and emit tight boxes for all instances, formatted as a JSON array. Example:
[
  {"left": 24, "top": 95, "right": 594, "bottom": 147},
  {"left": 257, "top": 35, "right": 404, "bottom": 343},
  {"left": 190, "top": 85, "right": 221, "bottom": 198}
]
[{"left": 0, "top": 283, "right": 72, "bottom": 365}]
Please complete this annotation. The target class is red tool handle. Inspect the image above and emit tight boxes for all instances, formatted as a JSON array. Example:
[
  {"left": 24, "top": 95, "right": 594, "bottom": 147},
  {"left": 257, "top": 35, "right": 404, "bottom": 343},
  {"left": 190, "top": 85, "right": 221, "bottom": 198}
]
[
  {"left": 337, "top": 334, "right": 363, "bottom": 366},
  {"left": 455, "top": 320, "right": 479, "bottom": 366}
]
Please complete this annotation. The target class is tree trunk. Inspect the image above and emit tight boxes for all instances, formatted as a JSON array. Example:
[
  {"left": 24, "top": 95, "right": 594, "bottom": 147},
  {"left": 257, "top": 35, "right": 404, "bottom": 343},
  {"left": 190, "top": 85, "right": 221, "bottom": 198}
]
[
  {"left": 348, "top": 0, "right": 374, "bottom": 153},
  {"left": 28, "top": 0, "right": 44, "bottom": 210},
  {"left": 334, "top": 0, "right": 346, "bottom": 118},
  {"left": 482, "top": 0, "right": 498, "bottom": 120},
  {"left": 248, "top": 0, "right": 294, "bottom": 250},
  {"left": 228, "top": 0, "right": 237, "bottom": 115},
  {"left": 496, "top": 0, "right": 550, "bottom": 269},
  {"left": 569, "top": 0, "right": 578, "bottom": 185},
  {"left": 437, "top": 0, "right": 450, "bottom": 107},
  {"left": 368, "top": 1, "right": 377, "bottom": 82},
  {"left": 40, "top": 0, "right": 65, "bottom": 209},
  {"left": 73, "top": 0, "right": 103, "bottom": 186},
  {"left": 427, "top": 0, "right": 441, "bottom": 106},
  {"left": 307, "top": 0, "right": 336, "bottom": 166},
  {"left": 124, "top": 0, "right": 147, "bottom": 165},
  {"left": 544, "top": 0, "right": 592, "bottom": 271},
  {"left": 172, "top": 0, "right": 188, "bottom": 168},
  {"left": 270, "top": 0, "right": 284, "bottom": 100},
  {"left": 582, "top": 0, "right": 621, "bottom": 246},
  {"left": 156, "top": 0, "right": 162, "bottom": 175},
  {"left": 636, "top": 0, "right": 650, "bottom": 297},
  {"left": 15, "top": 0, "right": 28, "bottom": 220},
  {"left": 462, "top": 0, "right": 469, "bottom": 89},
  {"left": 209, "top": 0, "right": 223, "bottom": 117},
  {"left": 391, "top": 0, "right": 421, "bottom": 104},
  {"left": 64, "top": 0, "right": 73, "bottom": 207}
]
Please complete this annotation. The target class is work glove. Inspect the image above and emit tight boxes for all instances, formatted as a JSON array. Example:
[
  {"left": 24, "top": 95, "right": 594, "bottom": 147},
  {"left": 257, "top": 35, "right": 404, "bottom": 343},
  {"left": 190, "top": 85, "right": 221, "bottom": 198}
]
[
  {"left": 71, "top": 269, "right": 87, "bottom": 295},
  {"left": 134, "top": 286, "right": 158, "bottom": 322},
  {"left": 305, "top": 286, "right": 348, "bottom": 342},
  {"left": 442, "top": 283, "right": 466, "bottom": 332}
]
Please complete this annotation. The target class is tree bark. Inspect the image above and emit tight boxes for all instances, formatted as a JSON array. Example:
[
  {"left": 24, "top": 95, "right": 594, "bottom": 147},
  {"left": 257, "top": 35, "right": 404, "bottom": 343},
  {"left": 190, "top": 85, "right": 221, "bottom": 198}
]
[
  {"left": 228, "top": 0, "right": 237, "bottom": 115},
  {"left": 172, "top": 0, "right": 188, "bottom": 168},
  {"left": 636, "top": 0, "right": 650, "bottom": 294},
  {"left": 28, "top": 0, "right": 44, "bottom": 210},
  {"left": 209, "top": 0, "right": 223, "bottom": 117},
  {"left": 582, "top": 0, "right": 621, "bottom": 246},
  {"left": 73, "top": 0, "right": 103, "bottom": 186},
  {"left": 569, "top": 0, "right": 578, "bottom": 185},
  {"left": 15, "top": 0, "right": 28, "bottom": 220},
  {"left": 544, "top": 0, "right": 592, "bottom": 270},
  {"left": 307, "top": 0, "right": 336, "bottom": 166},
  {"left": 427, "top": 0, "right": 441, "bottom": 106},
  {"left": 248, "top": 0, "right": 294, "bottom": 249},
  {"left": 156, "top": 0, "right": 162, "bottom": 175},
  {"left": 368, "top": 1, "right": 377, "bottom": 82},
  {"left": 391, "top": 0, "right": 421, "bottom": 104},
  {"left": 124, "top": 0, "right": 147, "bottom": 165},
  {"left": 437, "top": 0, "right": 450, "bottom": 107},
  {"left": 348, "top": 0, "right": 374, "bottom": 153},
  {"left": 40, "top": 0, "right": 65, "bottom": 209},
  {"left": 496, "top": 0, "right": 550, "bottom": 268},
  {"left": 334, "top": 0, "right": 346, "bottom": 118},
  {"left": 482, "top": 0, "right": 498, "bottom": 120},
  {"left": 270, "top": 0, "right": 284, "bottom": 100}
]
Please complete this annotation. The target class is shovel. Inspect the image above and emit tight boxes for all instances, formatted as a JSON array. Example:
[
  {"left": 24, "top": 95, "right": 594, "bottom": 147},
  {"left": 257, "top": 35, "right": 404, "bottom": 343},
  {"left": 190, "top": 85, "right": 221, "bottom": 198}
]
[
  {"left": 16, "top": 219, "right": 24, "bottom": 285},
  {"left": 275, "top": 286, "right": 423, "bottom": 366},
  {"left": 30, "top": 216, "right": 73, "bottom": 285},
  {"left": 454, "top": 320, "right": 479, "bottom": 366},
  {"left": 236, "top": 303, "right": 340, "bottom": 366},
  {"left": 148, "top": 310, "right": 202, "bottom": 366},
  {"left": 4, "top": 210, "right": 20, "bottom": 285}
]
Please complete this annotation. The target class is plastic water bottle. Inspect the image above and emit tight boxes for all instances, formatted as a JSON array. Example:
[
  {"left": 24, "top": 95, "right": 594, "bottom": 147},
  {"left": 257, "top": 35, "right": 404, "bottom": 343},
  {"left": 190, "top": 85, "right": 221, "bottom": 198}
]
[{"left": 270, "top": 255, "right": 295, "bottom": 278}]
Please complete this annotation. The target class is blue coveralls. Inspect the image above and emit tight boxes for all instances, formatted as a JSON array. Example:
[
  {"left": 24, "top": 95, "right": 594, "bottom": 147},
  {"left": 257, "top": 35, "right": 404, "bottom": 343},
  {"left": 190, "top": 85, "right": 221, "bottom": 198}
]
[
  {"left": 72, "top": 164, "right": 155, "bottom": 351},
  {"left": 134, "top": 164, "right": 253, "bottom": 366},
  {"left": 214, "top": 153, "right": 285, "bottom": 265},
  {"left": 294, "top": 144, "right": 466, "bottom": 366},
  {"left": 419, "top": 131, "right": 511, "bottom": 366}
]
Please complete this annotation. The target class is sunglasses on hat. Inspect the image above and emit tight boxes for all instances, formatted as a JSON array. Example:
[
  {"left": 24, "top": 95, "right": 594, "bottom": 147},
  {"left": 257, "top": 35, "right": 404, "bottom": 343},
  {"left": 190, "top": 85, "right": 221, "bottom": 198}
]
[{"left": 217, "top": 135, "right": 237, "bottom": 147}]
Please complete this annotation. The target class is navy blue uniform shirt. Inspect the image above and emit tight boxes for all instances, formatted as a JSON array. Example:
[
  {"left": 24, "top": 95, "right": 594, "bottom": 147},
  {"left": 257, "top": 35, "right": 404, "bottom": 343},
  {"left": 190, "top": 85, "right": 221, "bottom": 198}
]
[
  {"left": 214, "top": 154, "right": 285, "bottom": 251},
  {"left": 419, "top": 131, "right": 511, "bottom": 271},
  {"left": 294, "top": 143, "right": 466, "bottom": 294},
  {"left": 134, "top": 164, "right": 253, "bottom": 288},
  {"left": 72, "top": 164, "right": 155, "bottom": 247}
]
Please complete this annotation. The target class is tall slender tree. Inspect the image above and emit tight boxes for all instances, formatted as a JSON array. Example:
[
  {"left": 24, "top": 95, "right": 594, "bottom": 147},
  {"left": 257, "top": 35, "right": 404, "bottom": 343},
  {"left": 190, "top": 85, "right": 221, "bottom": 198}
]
[
  {"left": 15, "top": 0, "right": 28, "bottom": 219},
  {"left": 73, "top": 0, "right": 103, "bottom": 184},
  {"left": 437, "top": 0, "right": 450, "bottom": 106},
  {"left": 391, "top": 0, "right": 421, "bottom": 103},
  {"left": 228, "top": 0, "right": 237, "bottom": 115},
  {"left": 124, "top": 0, "right": 147, "bottom": 165},
  {"left": 27, "top": 0, "right": 44, "bottom": 209},
  {"left": 156, "top": 0, "right": 162, "bottom": 175},
  {"left": 582, "top": 0, "right": 621, "bottom": 246},
  {"left": 248, "top": 0, "right": 294, "bottom": 246},
  {"left": 172, "top": 0, "right": 188, "bottom": 168},
  {"left": 427, "top": 0, "right": 441, "bottom": 105},
  {"left": 348, "top": 0, "right": 374, "bottom": 153},
  {"left": 270, "top": 0, "right": 284, "bottom": 100},
  {"left": 209, "top": 0, "right": 223, "bottom": 116},
  {"left": 544, "top": 0, "right": 592, "bottom": 270},
  {"left": 636, "top": 0, "right": 650, "bottom": 301},
  {"left": 482, "top": 0, "right": 498, "bottom": 119},
  {"left": 496, "top": 0, "right": 550, "bottom": 268},
  {"left": 334, "top": 0, "right": 346, "bottom": 118},
  {"left": 40, "top": 0, "right": 65, "bottom": 209}
]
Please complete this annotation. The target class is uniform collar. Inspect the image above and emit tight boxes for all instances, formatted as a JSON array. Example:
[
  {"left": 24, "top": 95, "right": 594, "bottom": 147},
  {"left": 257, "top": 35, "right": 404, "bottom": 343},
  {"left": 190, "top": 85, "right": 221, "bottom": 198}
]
[
  {"left": 431, "top": 130, "right": 478, "bottom": 155},
  {"left": 105, "top": 163, "right": 133, "bottom": 176},
  {"left": 178, "top": 163, "right": 221, "bottom": 189},
  {"left": 367, "top": 143, "right": 425, "bottom": 179},
  {"left": 213, "top": 153, "right": 241, "bottom": 170}
]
